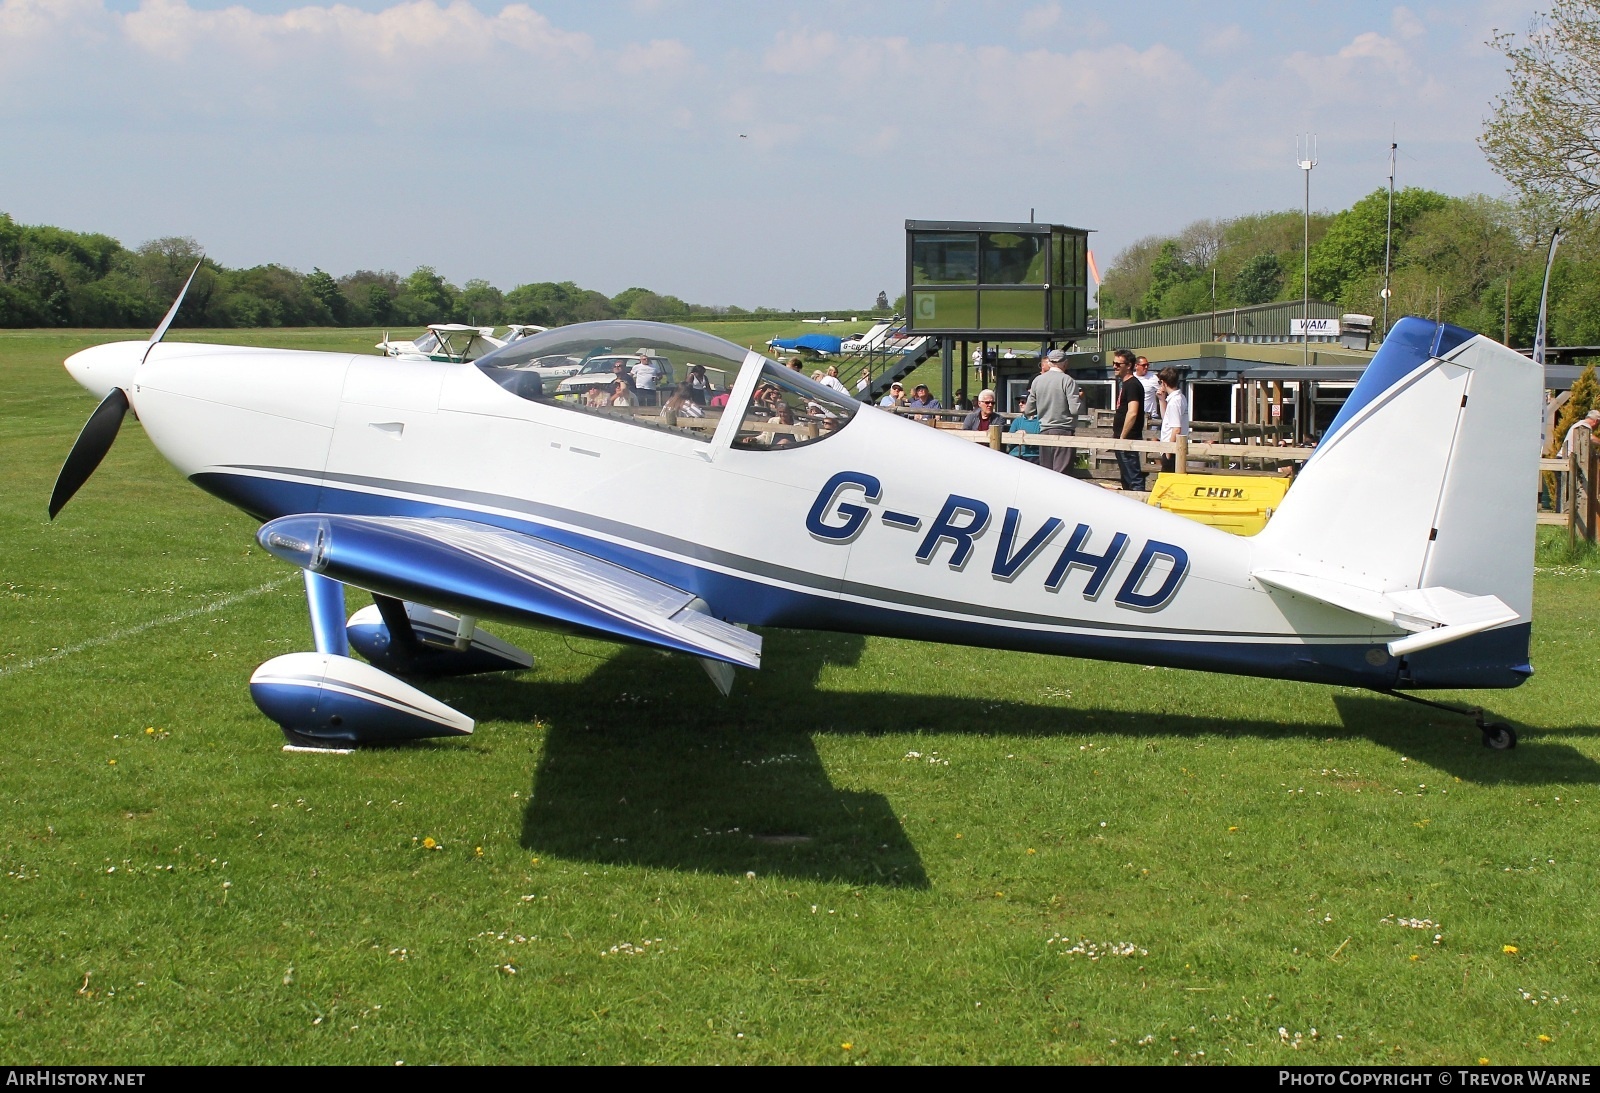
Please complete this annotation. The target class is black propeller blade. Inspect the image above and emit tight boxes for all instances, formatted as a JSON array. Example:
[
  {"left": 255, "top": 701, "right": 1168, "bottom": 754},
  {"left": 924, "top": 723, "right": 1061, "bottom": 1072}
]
[
  {"left": 49, "top": 258, "right": 203, "bottom": 520},
  {"left": 144, "top": 259, "right": 204, "bottom": 365},
  {"left": 49, "top": 387, "right": 129, "bottom": 519}
]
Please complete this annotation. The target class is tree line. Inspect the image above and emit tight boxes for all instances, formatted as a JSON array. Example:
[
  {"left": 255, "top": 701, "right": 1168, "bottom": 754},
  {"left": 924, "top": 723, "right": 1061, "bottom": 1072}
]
[
  {"left": 1099, "top": 188, "right": 1600, "bottom": 348},
  {"left": 0, "top": 215, "right": 875, "bottom": 329},
  {"left": 1101, "top": 0, "right": 1600, "bottom": 354}
]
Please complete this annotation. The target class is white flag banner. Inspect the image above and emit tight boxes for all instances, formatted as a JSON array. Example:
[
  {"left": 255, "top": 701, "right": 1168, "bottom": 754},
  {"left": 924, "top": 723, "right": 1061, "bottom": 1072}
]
[{"left": 1534, "top": 228, "right": 1563, "bottom": 366}]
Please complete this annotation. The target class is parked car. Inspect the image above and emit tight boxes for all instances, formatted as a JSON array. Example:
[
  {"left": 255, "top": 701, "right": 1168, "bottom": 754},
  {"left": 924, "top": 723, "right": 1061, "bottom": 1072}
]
[
  {"left": 554, "top": 351, "right": 676, "bottom": 400},
  {"left": 509, "top": 353, "right": 586, "bottom": 394}
]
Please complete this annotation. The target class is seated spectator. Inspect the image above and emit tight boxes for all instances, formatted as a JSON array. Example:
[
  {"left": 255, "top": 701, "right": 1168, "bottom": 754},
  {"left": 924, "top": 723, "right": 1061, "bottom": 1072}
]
[
  {"left": 961, "top": 389, "right": 1002, "bottom": 433},
  {"left": 770, "top": 404, "right": 797, "bottom": 446},
  {"left": 661, "top": 381, "right": 704, "bottom": 420},
  {"left": 1010, "top": 396, "right": 1042, "bottom": 463},
  {"left": 907, "top": 383, "right": 942, "bottom": 423},
  {"left": 878, "top": 381, "right": 907, "bottom": 409}
]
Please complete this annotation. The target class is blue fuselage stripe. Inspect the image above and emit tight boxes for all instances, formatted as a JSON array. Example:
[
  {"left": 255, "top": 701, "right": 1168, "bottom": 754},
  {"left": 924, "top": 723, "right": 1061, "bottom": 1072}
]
[{"left": 191, "top": 469, "right": 1531, "bottom": 690}]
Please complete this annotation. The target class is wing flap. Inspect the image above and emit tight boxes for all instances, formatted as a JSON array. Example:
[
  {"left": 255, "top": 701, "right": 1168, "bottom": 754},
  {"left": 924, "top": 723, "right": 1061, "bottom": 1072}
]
[
  {"left": 258, "top": 514, "right": 762, "bottom": 669},
  {"left": 1252, "top": 568, "right": 1518, "bottom": 656}
]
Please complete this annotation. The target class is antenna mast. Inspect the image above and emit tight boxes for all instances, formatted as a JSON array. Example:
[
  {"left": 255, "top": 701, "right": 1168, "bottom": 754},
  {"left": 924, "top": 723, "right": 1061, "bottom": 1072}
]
[
  {"left": 1298, "top": 135, "right": 1318, "bottom": 363},
  {"left": 1382, "top": 140, "right": 1396, "bottom": 337}
]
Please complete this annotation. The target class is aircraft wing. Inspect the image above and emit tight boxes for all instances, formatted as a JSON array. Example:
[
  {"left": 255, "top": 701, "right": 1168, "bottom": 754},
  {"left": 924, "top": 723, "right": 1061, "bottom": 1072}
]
[
  {"left": 1252, "top": 569, "right": 1519, "bottom": 656},
  {"left": 257, "top": 513, "right": 762, "bottom": 671}
]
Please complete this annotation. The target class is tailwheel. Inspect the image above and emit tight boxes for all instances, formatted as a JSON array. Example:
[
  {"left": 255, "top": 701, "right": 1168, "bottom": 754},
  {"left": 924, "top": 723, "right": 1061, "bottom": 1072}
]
[
  {"left": 1384, "top": 690, "right": 1519, "bottom": 753},
  {"left": 1480, "top": 722, "right": 1517, "bottom": 750}
]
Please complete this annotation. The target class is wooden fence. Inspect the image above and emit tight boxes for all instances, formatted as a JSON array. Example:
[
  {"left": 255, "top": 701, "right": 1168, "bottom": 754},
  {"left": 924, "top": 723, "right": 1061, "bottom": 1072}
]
[
  {"left": 910, "top": 409, "right": 1597, "bottom": 543},
  {"left": 584, "top": 399, "right": 1596, "bottom": 542},
  {"left": 1543, "top": 428, "right": 1598, "bottom": 545}
]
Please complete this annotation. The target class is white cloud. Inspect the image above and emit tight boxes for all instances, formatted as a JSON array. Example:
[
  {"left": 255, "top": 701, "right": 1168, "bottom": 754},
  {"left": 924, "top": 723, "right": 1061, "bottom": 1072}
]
[
  {"left": 118, "top": 0, "right": 595, "bottom": 63},
  {"left": 762, "top": 28, "right": 842, "bottom": 75},
  {"left": 1019, "top": 2, "right": 1060, "bottom": 35},
  {"left": 1391, "top": 6, "right": 1426, "bottom": 40},
  {"left": 1202, "top": 25, "right": 1251, "bottom": 54},
  {"left": 0, "top": 1, "right": 1520, "bottom": 307},
  {"left": 0, "top": 0, "right": 696, "bottom": 127}
]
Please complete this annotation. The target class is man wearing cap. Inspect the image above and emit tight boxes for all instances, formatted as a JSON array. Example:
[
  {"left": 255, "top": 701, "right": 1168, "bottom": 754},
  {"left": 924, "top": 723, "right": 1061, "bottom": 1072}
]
[
  {"left": 907, "top": 383, "right": 943, "bottom": 423},
  {"left": 1023, "top": 348, "right": 1083, "bottom": 475},
  {"left": 878, "top": 381, "right": 907, "bottom": 409},
  {"left": 1558, "top": 408, "right": 1600, "bottom": 458}
]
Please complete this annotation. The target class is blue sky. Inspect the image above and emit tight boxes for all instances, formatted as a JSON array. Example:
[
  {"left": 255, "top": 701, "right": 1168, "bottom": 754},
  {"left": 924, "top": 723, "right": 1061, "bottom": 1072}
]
[{"left": 0, "top": 0, "right": 1541, "bottom": 308}]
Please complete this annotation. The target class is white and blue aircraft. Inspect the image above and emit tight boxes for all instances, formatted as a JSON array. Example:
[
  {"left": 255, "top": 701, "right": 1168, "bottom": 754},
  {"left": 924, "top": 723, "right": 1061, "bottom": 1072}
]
[{"left": 52, "top": 273, "right": 1540, "bottom": 750}]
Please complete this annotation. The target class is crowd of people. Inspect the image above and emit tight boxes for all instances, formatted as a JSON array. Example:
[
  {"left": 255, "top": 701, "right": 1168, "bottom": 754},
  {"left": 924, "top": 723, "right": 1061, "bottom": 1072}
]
[
  {"left": 580, "top": 345, "right": 1194, "bottom": 491},
  {"left": 920, "top": 349, "right": 1187, "bottom": 490},
  {"left": 584, "top": 353, "right": 719, "bottom": 413},
  {"left": 857, "top": 347, "right": 1193, "bottom": 491}
]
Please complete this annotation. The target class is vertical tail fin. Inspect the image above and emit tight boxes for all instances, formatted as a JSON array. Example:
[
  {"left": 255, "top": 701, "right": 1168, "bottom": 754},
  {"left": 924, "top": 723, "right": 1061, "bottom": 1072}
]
[{"left": 1254, "top": 317, "right": 1541, "bottom": 686}]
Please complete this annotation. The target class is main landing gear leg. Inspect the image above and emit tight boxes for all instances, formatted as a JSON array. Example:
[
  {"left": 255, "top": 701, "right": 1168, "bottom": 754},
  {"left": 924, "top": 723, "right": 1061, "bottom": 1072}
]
[{"left": 1383, "top": 690, "right": 1518, "bottom": 750}]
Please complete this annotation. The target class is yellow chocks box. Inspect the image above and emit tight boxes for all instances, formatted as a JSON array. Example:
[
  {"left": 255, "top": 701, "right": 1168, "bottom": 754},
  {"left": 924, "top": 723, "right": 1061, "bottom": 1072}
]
[{"left": 1146, "top": 473, "right": 1292, "bottom": 537}]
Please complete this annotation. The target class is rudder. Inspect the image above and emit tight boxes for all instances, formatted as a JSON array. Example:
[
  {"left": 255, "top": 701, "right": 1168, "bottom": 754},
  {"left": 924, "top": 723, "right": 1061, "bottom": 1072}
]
[{"left": 1253, "top": 317, "right": 1541, "bottom": 686}]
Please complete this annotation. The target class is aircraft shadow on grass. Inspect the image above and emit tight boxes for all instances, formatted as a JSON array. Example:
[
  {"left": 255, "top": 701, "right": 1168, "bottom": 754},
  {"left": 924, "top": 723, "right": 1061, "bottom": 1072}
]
[
  {"left": 498, "top": 630, "right": 929, "bottom": 889},
  {"left": 442, "top": 631, "right": 1600, "bottom": 887}
]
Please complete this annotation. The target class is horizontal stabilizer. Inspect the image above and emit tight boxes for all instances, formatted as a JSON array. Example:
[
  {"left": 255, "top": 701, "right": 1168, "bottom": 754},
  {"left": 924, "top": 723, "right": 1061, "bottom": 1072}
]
[
  {"left": 258, "top": 513, "right": 762, "bottom": 669},
  {"left": 1253, "top": 568, "right": 1519, "bottom": 656}
]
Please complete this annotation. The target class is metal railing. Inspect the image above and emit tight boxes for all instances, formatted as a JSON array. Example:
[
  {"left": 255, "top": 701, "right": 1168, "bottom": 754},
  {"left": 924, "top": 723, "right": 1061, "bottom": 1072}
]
[{"left": 834, "top": 321, "right": 938, "bottom": 401}]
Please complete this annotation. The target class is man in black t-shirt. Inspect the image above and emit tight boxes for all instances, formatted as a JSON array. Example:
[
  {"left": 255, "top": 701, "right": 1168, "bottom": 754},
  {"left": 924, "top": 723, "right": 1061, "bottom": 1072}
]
[{"left": 1112, "top": 349, "right": 1146, "bottom": 492}]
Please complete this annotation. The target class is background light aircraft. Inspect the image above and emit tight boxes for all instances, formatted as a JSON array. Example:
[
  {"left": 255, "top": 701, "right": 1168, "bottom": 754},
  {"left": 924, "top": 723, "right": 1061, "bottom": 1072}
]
[{"left": 51, "top": 273, "right": 1540, "bottom": 751}]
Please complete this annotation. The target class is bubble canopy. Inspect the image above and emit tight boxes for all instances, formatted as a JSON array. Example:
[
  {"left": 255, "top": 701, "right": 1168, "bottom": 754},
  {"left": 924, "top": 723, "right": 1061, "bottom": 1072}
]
[
  {"left": 474, "top": 320, "right": 753, "bottom": 376},
  {"left": 469, "top": 320, "right": 861, "bottom": 449}
]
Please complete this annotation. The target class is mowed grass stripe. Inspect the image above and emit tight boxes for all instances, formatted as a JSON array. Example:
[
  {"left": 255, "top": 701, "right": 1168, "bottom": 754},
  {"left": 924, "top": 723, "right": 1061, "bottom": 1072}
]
[{"left": 0, "top": 576, "right": 294, "bottom": 679}]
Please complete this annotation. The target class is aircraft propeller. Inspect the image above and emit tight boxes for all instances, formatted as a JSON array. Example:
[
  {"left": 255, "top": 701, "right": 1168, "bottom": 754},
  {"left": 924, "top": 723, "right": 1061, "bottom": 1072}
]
[{"left": 48, "top": 259, "right": 203, "bottom": 519}]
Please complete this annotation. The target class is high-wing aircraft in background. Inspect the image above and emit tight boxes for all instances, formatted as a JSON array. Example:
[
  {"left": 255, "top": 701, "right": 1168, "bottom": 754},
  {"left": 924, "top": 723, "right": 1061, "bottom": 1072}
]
[{"left": 51, "top": 271, "right": 1541, "bottom": 751}]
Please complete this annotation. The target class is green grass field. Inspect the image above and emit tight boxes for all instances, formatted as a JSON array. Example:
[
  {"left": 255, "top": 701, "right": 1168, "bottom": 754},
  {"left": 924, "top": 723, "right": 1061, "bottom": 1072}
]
[{"left": 2, "top": 328, "right": 1598, "bottom": 1064}]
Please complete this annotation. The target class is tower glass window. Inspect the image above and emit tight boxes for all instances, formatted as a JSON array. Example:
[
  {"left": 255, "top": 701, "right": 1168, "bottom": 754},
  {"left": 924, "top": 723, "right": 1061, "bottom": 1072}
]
[{"left": 906, "top": 221, "right": 1090, "bottom": 337}]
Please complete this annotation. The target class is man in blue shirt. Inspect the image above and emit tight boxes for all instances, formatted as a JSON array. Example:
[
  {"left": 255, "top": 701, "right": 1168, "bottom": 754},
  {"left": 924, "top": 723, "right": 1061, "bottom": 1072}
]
[{"left": 1010, "top": 395, "right": 1042, "bottom": 463}]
